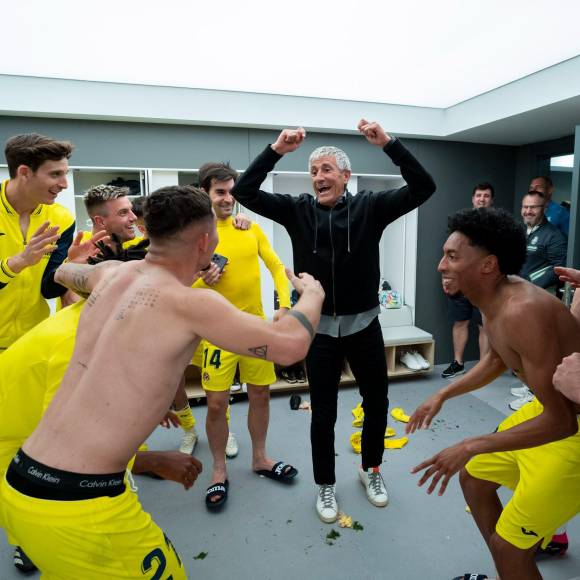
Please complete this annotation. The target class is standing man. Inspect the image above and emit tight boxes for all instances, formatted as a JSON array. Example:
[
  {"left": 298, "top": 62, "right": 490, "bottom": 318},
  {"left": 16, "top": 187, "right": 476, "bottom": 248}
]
[
  {"left": 232, "top": 120, "right": 436, "bottom": 522},
  {"left": 0, "top": 133, "right": 75, "bottom": 351},
  {"left": 194, "top": 162, "right": 295, "bottom": 508},
  {"left": 0, "top": 185, "right": 324, "bottom": 578},
  {"left": 442, "top": 183, "right": 493, "bottom": 379},
  {"left": 408, "top": 208, "right": 580, "bottom": 580},
  {"left": 520, "top": 190, "right": 567, "bottom": 293},
  {"left": 529, "top": 175, "right": 569, "bottom": 237}
]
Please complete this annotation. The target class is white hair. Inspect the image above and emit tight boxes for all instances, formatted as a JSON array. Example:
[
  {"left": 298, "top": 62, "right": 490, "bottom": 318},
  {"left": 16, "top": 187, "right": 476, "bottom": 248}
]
[{"left": 309, "top": 146, "right": 351, "bottom": 172}]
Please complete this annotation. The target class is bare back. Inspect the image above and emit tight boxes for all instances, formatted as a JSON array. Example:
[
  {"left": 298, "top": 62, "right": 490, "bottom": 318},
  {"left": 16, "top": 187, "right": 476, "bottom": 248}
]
[
  {"left": 484, "top": 276, "right": 580, "bottom": 414},
  {"left": 24, "top": 260, "right": 201, "bottom": 473}
]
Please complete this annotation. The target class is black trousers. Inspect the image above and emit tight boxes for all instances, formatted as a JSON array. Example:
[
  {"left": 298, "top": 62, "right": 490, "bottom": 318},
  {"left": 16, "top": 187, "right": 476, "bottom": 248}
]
[{"left": 306, "top": 317, "right": 389, "bottom": 484}]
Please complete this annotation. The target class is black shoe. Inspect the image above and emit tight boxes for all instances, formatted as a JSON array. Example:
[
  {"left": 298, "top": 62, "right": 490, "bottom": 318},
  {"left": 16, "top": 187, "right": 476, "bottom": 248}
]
[
  {"left": 13, "top": 546, "right": 37, "bottom": 574},
  {"left": 294, "top": 368, "right": 307, "bottom": 383},
  {"left": 441, "top": 360, "right": 465, "bottom": 379},
  {"left": 279, "top": 369, "right": 297, "bottom": 384},
  {"left": 537, "top": 532, "right": 569, "bottom": 557}
]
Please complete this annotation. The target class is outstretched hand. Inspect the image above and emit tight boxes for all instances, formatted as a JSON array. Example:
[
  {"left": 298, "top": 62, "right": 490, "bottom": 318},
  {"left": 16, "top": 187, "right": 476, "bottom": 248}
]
[
  {"left": 357, "top": 119, "right": 391, "bottom": 147},
  {"left": 271, "top": 127, "right": 306, "bottom": 155},
  {"left": 411, "top": 441, "right": 473, "bottom": 496},
  {"left": 406, "top": 393, "right": 444, "bottom": 434},
  {"left": 68, "top": 230, "right": 110, "bottom": 264},
  {"left": 555, "top": 266, "right": 580, "bottom": 288},
  {"left": 286, "top": 268, "right": 325, "bottom": 299}
]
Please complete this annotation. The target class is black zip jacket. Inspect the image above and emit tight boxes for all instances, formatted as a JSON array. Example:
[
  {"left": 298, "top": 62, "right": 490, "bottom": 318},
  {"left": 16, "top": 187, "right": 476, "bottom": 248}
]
[
  {"left": 232, "top": 139, "right": 436, "bottom": 316},
  {"left": 520, "top": 218, "right": 567, "bottom": 289}
]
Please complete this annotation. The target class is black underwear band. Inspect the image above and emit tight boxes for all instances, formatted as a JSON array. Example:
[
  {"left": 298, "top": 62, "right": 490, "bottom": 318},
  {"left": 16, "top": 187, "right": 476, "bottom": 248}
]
[{"left": 6, "top": 449, "right": 126, "bottom": 501}]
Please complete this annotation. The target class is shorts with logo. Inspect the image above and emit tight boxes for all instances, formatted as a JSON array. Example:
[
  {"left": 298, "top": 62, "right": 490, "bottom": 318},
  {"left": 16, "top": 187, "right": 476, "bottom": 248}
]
[
  {"left": 197, "top": 339, "right": 276, "bottom": 391},
  {"left": 465, "top": 398, "right": 580, "bottom": 549},
  {"left": 0, "top": 453, "right": 186, "bottom": 579}
]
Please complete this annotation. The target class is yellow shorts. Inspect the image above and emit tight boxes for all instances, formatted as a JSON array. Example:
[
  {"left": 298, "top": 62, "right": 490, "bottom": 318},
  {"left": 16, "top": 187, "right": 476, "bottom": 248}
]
[
  {"left": 0, "top": 476, "right": 186, "bottom": 579},
  {"left": 197, "top": 340, "right": 276, "bottom": 392},
  {"left": 466, "top": 398, "right": 580, "bottom": 550}
]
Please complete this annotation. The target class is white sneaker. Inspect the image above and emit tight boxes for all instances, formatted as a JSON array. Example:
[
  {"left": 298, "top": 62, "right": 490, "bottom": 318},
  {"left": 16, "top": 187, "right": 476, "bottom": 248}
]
[
  {"left": 316, "top": 484, "right": 338, "bottom": 523},
  {"left": 411, "top": 350, "right": 430, "bottom": 370},
  {"left": 179, "top": 429, "right": 198, "bottom": 455},
  {"left": 225, "top": 432, "right": 239, "bottom": 458},
  {"left": 509, "top": 391, "right": 535, "bottom": 411},
  {"left": 510, "top": 385, "right": 531, "bottom": 398},
  {"left": 230, "top": 381, "right": 242, "bottom": 393},
  {"left": 400, "top": 351, "right": 422, "bottom": 371},
  {"left": 358, "top": 467, "right": 388, "bottom": 507}
]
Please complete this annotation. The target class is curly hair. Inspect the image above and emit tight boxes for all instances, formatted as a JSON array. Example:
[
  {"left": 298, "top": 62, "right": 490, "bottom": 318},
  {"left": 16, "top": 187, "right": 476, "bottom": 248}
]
[
  {"left": 144, "top": 185, "right": 212, "bottom": 241},
  {"left": 447, "top": 208, "right": 527, "bottom": 275}
]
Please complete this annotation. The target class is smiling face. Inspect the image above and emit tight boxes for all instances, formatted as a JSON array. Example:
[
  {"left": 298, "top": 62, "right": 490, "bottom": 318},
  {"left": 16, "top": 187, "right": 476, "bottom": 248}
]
[
  {"left": 96, "top": 197, "right": 137, "bottom": 242},
  {"left": 521, "top": 193, "right": 545, "bottom": 228},
  {"left": 207, "top": 178, "right": 235, "bottom": 220},
  {"left": 20, "top": 158, "right": 69, "bottom": 205},
  {"left": 438, "top": 231, "right": 492, "bottom": 298},
  {"left": 472, "top": 188, "right": 493, "bottom": 209},
  {"left": 309, "top": 155, "right": 351, "bottom": 207}
]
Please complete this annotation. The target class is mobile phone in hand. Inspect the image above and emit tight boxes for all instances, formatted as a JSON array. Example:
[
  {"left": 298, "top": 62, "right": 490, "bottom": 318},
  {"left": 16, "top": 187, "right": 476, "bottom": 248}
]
[{"left": 211, "top": 253, "right": 228, "bottom": 273}]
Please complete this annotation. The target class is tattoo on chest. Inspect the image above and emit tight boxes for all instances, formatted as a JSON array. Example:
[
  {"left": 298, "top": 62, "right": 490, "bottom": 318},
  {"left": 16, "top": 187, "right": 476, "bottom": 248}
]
[
  {"left": 115, "top": 287, "right": 160, "bottom": 320},
  {"left": 248, "top": 345, "right": 268, "bottom": 359}
]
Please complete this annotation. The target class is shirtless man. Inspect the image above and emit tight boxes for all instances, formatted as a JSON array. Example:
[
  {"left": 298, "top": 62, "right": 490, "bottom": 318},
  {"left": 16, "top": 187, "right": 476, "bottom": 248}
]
[
  {"left": 407, "top": 208, "right": 580, "bottom": 580},
  {"left": 0, "top": 185, "right": 324, "bottom": 579}
]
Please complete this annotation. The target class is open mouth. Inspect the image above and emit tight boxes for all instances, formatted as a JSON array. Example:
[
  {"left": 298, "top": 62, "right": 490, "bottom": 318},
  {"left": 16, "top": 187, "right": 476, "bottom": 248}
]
[{"left": 317, "top": 186, "right": 331, "bottom": 195}]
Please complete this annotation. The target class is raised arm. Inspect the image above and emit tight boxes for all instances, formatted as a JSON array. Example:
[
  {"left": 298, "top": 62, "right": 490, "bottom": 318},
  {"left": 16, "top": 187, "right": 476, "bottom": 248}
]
[
  {"left": 231, "top": 128, "right": 305, "bottom": 223},
  {"left": 186, "top": 271, "right": 324, "bottom": 367},
  {"left": 357, "top": 120, "right": 436, "bottom": 227}
]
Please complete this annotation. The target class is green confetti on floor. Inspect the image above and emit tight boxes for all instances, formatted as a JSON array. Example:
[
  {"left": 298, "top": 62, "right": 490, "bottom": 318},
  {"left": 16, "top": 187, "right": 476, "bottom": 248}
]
[{"left": 194, "top": 551, "right": 208, "bottom": 560}]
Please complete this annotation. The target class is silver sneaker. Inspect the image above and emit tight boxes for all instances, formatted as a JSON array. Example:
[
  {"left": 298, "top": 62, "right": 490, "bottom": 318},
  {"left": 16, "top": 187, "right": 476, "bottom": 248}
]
[
  {"left": 179, "top": 429, "right": 198, "bottom": 455},
  {"left": 358, "top": 467, "right": 388, "bottom": 507},
  {"left": 316, "top": 484, "right": 338, "bottom": 523},
  {"left": 510, "top": 385, "right": 531, "bottom": 398},
  {"left": 225, "top": 432, "right": 239, "bottom": 458}
]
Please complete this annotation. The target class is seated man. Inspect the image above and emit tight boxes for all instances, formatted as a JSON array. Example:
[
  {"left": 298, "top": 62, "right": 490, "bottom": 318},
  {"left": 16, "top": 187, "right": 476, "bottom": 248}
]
[
  {"left": 408, "top": 208, "right": 580, "bottom": 580},
  {"left": 0, "top": 185, "right": 324, "bottom": 579}
]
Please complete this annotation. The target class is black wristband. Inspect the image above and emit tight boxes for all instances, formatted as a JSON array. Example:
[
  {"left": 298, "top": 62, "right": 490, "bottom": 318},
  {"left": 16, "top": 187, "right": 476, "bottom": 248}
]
[{"left": 287, "top": 309, "right": 315, "bottom": 339}]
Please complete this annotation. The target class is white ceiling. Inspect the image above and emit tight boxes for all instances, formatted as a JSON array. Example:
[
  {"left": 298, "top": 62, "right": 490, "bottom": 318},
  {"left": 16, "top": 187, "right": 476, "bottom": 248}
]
[
  {"left": 1, "top": 0, "right": 580, "bottom": 145},
  {"left": 3, "top": 0, "right": 580, "bottom": 107}
]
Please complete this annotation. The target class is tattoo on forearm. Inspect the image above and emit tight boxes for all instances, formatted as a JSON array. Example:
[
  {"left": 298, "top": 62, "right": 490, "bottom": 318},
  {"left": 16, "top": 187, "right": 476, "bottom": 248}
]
[
  {"left": 248, "top": 345, "right": 268, "bottom": 359},
  {"left": 115, "top": 286, "right": 160, "bottom": 320}
]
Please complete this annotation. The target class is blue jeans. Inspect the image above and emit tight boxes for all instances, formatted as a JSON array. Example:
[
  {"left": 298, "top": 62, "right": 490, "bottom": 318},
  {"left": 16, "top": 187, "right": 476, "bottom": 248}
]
[{"left": 306, "top": 317, "right": 389, "bottom": 484}]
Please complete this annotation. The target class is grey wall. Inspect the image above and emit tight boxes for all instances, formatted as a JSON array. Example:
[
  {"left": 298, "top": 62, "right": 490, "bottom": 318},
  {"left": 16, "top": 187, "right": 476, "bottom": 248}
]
[{"left": 0, "top": 116, "right": 519, "bottom": 364}]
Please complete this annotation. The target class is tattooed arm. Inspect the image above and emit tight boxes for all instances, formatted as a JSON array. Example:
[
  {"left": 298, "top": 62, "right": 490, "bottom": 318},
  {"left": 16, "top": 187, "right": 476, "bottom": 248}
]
[
  {"left": 54, "top": 261, "right": 121, "bottom": 298},
  {"left": 184, "top": 272, "right": 324, "bottom": 367}
]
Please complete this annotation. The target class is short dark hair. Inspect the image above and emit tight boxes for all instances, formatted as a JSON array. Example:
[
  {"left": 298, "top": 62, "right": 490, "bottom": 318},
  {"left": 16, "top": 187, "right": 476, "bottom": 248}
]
[
  {"left": 144, "top": 185, "right": 213, "bottom": 241},
  {"left": 5, "top": 133, "right": 74, "bottom": 178},
  {"left": 131, "top": 196, "right": 147, "bottom": 219},
  {"left": 198, "top": 162, "right": 238, "bottom": 193},
  {"left": 524, "top": 190, "right": 545, "bottom": 200},
  {"left": 83, "top": 184, "right": 129, "bottom": 217},
  {"left": 472, "top": 182, "right": 495, "bottom": 198},
  {"left": 532, "top": 175, "right": 553, "bottom": 188},
  {"left": 448, "top": 208, "right": 526, "bottom": 275}
]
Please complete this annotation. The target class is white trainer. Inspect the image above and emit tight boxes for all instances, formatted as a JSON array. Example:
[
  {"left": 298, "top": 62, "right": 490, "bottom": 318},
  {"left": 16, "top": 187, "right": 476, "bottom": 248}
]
[
  {"left": 179, "top": 429, "right": 198, "bottom": 455},
  {"left": 225, "top": 432, "right": 239, "bottom": 458},
  {"left": 400, "top": 351, "right": 422, "bottom": 371},
  {"left": 358, "top": 467, "right": 388, "bottom": 507},
  {"left": 316, "top": 484, "right": 338, "bottom": 523},
  {"left": 510, "top": 385, "right": 531, "bottom": 398},
  {"left": 411, "top": 350, "right": 430, "bottom": 370},
  {"left": 509, "top": 391, "right": 535, "bottom": 411}
]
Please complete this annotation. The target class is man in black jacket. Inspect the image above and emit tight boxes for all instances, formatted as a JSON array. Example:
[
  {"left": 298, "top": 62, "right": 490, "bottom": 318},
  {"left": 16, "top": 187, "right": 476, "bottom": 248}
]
[
  {"left": 520, "top": 191, "right": 567, "bottom": 293},
  {"left": 232, "top": 119, "right": 436, "bottom": 523}
]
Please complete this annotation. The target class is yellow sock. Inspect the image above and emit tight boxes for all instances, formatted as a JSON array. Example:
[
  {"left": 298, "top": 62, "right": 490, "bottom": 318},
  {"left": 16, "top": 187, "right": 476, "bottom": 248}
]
[
  {"left": 175, "top": 404, "right": 196, "bottom": 431},
  {"left": 226, "top": 404, "right": 231, "bottom": 424}
]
